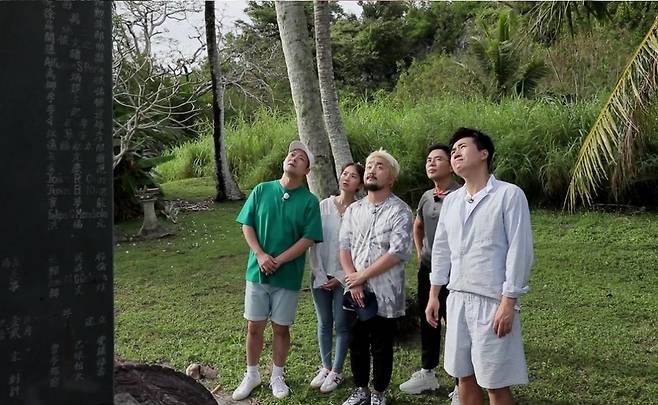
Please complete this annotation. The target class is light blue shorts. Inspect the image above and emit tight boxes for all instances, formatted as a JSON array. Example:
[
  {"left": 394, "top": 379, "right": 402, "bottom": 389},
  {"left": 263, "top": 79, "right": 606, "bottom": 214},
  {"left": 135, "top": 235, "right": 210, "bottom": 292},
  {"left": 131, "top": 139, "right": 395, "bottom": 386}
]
[
  {"left": 444, "top": 291, "right": 528, "bottom": 389},
  {"left": 244, "top": 281, "right": 300, "bottom": 326}
]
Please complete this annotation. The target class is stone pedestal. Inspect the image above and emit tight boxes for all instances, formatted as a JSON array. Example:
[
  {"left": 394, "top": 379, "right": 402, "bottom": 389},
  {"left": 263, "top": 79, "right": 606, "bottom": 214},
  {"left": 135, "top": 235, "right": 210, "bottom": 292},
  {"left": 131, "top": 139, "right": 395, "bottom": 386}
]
[{"left": 138, "top": 197, "right": 164, "bottom": 237}]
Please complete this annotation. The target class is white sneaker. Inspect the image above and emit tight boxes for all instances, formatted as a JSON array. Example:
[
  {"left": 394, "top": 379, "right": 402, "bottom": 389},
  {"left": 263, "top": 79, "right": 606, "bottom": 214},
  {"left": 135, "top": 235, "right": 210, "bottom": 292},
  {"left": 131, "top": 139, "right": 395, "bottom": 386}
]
[
  {"left": 449, "top": 385, "right": 460, "bottom": 405},
  {"left": 371, "top": 391, "right": 387, "bottom": 405},
  {"left": 342, "top": 387, "right": 370, "bottom": 405},
  {"left": 270, "top": 375, "right": 290, "bottom": 399},
  {"left": 310, "top": 367, "right": 330, "bottom": 388},
  {"left": 399, "top": 369, "right": 440, "bottom": 394},
  {"left": 232, "top": 372, "right": 261, "bottom": 400},
  {"left": 320, "top": 371, "right": 344, "bottom": 393}
]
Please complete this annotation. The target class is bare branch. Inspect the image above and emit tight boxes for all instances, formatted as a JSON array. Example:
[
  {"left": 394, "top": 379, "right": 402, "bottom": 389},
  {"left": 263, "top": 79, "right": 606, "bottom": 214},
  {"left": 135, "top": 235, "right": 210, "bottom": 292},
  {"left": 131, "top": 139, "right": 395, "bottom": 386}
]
[
  {"left": 112, "top": 1, "right": 282, "bottom": 170},
  {"left": 112, "top": 2, "right": 210, "bottom": 169}
]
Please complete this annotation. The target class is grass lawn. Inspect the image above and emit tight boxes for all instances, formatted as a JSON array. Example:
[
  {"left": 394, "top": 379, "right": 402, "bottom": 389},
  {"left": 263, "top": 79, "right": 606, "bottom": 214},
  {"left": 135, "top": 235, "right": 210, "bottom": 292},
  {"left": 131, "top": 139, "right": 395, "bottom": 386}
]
[{"left": 115, "top": 178, "right": 658, "bottom": 404}]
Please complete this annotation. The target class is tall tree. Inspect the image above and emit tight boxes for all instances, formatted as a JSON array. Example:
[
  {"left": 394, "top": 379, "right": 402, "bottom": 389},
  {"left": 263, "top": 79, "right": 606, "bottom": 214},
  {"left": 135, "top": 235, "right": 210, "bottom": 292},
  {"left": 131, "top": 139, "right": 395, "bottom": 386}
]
[
  {"left": 313, "top": 0, "right": 353, "bottom": 178},
  {"left": 275, "top": 0, "right": 337, "bottom": 198},
  {"left": 204, "top": 1, "right": 244, "bottom": 201},
  {"left": 566, "top": 16, "right": 658, "bottom": 210}
]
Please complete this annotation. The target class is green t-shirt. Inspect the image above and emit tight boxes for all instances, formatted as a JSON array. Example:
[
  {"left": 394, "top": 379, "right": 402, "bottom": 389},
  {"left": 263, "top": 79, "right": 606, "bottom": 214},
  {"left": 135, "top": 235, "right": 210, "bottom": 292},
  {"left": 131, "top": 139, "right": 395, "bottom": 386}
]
[{"left": 236, "top": 180, "right": 323, "bottom": 290}]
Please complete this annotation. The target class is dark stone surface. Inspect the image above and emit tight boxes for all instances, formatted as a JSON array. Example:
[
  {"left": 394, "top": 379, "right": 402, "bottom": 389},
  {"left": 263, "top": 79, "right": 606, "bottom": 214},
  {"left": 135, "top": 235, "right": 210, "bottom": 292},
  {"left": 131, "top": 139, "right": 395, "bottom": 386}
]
[
  {"left": 0, "top": 2, "right": 113, "bottom": 404},
  {"left": 114, "top": 363, "right": 218, "bottom": 405}
]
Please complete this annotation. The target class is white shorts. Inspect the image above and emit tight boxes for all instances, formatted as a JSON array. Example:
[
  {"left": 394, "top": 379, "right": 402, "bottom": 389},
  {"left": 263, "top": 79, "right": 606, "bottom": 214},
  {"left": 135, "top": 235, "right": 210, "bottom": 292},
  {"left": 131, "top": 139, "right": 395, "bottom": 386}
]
[
  {"left": 444, "top": 291, "right": 528, "bottom": 389},
  {"left": 243, "top": 281, "right": 300, "bottom": 326}
]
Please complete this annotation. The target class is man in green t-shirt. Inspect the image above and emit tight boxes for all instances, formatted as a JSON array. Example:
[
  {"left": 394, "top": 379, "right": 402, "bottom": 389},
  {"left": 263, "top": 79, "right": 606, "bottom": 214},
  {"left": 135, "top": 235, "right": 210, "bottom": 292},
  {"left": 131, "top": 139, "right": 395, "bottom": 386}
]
[{"left": 232, "top": 140, "right": 323, "bottom": 401}]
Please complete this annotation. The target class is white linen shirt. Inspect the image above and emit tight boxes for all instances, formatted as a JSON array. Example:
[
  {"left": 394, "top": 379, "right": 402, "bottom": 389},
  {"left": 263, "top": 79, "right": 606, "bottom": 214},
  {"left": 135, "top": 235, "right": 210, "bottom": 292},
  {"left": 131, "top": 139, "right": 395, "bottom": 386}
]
[
  {"left": 309, "top": 196, "right": 346, "bottom": 288},
  {"left": 430, "top": 175, "right": 533, "bottom": 300}
]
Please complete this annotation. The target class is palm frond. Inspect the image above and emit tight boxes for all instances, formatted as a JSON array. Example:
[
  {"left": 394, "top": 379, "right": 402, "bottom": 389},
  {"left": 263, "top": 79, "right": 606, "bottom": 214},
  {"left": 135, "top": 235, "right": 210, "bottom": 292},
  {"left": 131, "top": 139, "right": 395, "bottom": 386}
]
[
  {"left": 565, "top": 16, "right": 658, "bottom": 211},
  {"left": 469, "top": 37, "right": 491, "bottom": 76},
  {"left": 523, "top": 1, "right": 610, "bottom": 44},
  {"left": 515, "top": 59, "right": 550, "bottom": 97},
  {"left": 495, "top": 40, "right": 520, "bottom": 92},
  {"left": 524, "top": 1, "right": 567, "bottom": 43},
  {"left": 497, "top": 11, "right": 510, "bottom": 43},
  {"left": 609, "top": 97, "right": 650, "bottom": 200}
]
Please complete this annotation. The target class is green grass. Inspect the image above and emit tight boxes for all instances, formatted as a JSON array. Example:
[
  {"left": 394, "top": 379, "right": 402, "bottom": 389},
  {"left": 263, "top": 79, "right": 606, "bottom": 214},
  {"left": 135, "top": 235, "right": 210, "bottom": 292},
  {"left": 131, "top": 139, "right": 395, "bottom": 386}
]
[
  {"left": 160, "top": 177, "right": 217, "bottom": 201},
  {"left": 115, "top": 185, "right": 658, "bottom": 404}
]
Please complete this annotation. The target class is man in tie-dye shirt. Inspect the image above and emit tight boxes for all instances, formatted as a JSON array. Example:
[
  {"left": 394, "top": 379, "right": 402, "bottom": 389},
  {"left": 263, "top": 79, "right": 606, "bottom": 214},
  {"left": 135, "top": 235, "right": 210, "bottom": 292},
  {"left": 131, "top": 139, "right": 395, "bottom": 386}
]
[{"left": 339, "top": 149, "right": 413, "bottom": 405}]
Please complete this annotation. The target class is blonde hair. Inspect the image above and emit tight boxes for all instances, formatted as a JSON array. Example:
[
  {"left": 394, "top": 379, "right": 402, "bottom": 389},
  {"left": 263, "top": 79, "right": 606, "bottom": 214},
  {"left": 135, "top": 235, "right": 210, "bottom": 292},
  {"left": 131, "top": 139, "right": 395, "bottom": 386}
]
[{"left": 366, "top": 148, "right": 400, "bottom": 178}]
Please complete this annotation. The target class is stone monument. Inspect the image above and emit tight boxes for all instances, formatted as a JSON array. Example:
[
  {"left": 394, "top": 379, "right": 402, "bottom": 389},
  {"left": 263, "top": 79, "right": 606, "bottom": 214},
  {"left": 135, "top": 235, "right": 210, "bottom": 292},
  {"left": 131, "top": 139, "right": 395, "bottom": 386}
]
[{"left": 0, "top": 2, "right": 113, "bottom": 404}]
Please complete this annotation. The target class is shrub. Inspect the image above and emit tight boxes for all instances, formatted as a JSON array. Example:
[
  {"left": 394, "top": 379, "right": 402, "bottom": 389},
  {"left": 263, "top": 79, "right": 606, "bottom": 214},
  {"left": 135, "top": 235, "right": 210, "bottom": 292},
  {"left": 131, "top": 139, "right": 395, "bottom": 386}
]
[{"left": 393, "top": 53, "right": 481, "bottom": 102}]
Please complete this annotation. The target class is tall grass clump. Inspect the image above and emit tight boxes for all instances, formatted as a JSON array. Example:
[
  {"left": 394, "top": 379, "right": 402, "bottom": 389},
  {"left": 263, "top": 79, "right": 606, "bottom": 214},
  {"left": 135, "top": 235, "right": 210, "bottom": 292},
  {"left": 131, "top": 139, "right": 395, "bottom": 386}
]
[
  {"left": 157, "top": 96, "right": 607, "bottom": 206},
  {"left": 344, "top": 95, "right": 601, "bottom": 205},
  {"left": 156, "top": 132, "right": 215, "bottom": 183},
  {"left": 156, "top": 110, "right": 298, "bottom": 190},
  {"left": 225, "top": 109, "right": 299, "bottom": 189}
]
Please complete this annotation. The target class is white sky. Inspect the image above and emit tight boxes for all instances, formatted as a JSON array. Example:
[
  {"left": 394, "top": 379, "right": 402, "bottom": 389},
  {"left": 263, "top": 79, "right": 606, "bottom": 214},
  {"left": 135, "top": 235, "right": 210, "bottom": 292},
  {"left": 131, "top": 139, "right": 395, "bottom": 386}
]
[{"left": 148, "top": 1, "right": 363, "bottom": 59}]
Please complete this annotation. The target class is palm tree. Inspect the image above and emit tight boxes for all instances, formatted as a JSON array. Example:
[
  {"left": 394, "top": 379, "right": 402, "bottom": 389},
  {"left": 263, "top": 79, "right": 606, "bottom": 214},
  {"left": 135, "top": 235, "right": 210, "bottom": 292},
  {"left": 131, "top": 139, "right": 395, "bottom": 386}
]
[
  {"left": 565, "top": 16, "right": 658, "bottom": 210},
  {"left": 314, "top": 0, "right": 354, "bottom": 179},
  {"left": 468, "top": 10, "right": 549, "bottom": 101},
  {"left": 275, "top": 0, "right": 337, "bottom": 198},
  {"left": 523, "top": 1, "right": 609, "bottom": 44}
]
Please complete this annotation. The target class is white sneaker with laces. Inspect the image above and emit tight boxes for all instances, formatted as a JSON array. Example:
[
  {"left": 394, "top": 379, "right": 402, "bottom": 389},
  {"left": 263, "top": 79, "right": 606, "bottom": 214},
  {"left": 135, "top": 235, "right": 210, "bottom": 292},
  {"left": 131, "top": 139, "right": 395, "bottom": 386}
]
[
  {"left": 320, "top": 371, "right": 344, "bottom": 393},
  {"left": 270, "top": 375, "right": 290, "bottom": 399},
  {"left": 449, "top": 385, "right": 460, "bottom": 405},
  {"left": 342, "top": 387, "right": 371, "bottom": 405},
  {"left": 399, "top": 369, "right": 440, "bottom": 394},
  {"left": 232, "top": 372, "right": 261, "bottom": 400},
  {"left": 370, "top": 391, "right": 387, "bottom": 405},
  {"left": 310, "top": 367, "right": 330, "bottom": 388}
]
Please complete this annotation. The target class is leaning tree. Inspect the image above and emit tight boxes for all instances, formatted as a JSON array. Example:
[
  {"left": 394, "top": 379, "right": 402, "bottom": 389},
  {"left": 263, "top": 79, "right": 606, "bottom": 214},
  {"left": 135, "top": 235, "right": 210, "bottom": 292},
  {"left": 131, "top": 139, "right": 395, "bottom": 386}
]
[{"left": 313, "top": 0, "right": 353, "bottom": 179}]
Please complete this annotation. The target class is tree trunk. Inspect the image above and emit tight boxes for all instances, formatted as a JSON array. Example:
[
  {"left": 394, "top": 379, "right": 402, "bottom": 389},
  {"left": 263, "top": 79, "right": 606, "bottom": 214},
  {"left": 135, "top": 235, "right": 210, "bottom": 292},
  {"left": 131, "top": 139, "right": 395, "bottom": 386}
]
[
  {"left": 314, "top": 0, "right": 353, "bottom": 178},
  {"left": 205, "top": 1, "right": 244, "bottom": 202},
  {"left": 275, "top": 0, "right": 337, "bottom": 199}
]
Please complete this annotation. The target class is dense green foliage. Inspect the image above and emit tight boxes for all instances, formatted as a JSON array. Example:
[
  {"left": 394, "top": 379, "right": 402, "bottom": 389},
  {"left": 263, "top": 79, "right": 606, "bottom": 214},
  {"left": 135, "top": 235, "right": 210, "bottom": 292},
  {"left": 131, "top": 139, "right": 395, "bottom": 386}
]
[
  {"left": 114, "top": 191, "right": 658, "bottom": 404},
  {"left": 225, "top": 1, "right": 658, "bottom": 102},
  {"left": 116, "top": 1, "right": 658, "bottom": 215}
]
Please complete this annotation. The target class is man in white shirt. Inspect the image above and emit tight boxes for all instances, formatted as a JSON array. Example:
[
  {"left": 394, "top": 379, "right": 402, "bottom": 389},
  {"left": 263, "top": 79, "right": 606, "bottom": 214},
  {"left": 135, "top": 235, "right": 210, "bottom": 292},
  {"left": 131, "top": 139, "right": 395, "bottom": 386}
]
[
  {"left": 425, "top": 128, "right": 533, "bottom": 405},
  {"left": 340, "top": 149, "right": 413, "bottom": 405}
]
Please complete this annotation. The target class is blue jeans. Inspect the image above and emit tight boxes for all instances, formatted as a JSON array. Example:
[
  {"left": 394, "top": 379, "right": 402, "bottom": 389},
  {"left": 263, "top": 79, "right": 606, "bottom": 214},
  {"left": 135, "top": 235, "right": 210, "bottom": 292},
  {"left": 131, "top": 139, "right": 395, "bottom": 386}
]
[{"left": 312, "top": 285, "right": 349, "bottom": 373}]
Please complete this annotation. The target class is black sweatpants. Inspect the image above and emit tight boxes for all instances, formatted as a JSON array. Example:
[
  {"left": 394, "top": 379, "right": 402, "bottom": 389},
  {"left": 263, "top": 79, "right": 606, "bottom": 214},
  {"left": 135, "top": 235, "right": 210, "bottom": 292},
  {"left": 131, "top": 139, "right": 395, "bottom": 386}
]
[
  {"left": 418, "top": 260, "right": 449, "bottom": 370},
  {"left": 349, "top": 315, "right": 398, "bottom": 392}
]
